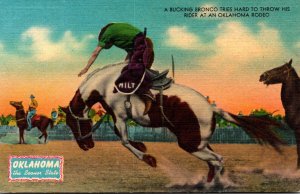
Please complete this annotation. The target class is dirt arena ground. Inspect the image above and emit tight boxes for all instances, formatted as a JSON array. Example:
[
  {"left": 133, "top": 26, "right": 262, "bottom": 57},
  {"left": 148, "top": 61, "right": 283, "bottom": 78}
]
[{"left": 0, "top": 141, "right": 299, "bottom": 193}]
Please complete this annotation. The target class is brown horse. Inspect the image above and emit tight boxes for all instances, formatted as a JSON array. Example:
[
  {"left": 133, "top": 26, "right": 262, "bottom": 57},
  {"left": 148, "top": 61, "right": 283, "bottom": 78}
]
[
  {"left": 10, "top": 101, "right": 53, "bottom": 144},
  {"left": 260, "top": 59, "right": 300, "bottom": 169}
]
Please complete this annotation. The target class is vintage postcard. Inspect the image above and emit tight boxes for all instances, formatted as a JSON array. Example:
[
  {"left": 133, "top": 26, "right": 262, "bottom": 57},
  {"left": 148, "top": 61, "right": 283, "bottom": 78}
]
[{"left": 0, "top": 0, "right": 299, "bottom": 192}]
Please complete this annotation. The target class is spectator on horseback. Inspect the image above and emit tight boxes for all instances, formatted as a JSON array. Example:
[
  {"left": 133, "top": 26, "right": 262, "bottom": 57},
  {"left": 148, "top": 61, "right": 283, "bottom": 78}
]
[
  {"left": 51, "top": 108, "right": 58, "bottom": 125},
  {"left": 26, "top": 94, "right": 38, "bottom": 131},
  {"left": 78, "top": 22, "right": 155, "bottom": 115}
]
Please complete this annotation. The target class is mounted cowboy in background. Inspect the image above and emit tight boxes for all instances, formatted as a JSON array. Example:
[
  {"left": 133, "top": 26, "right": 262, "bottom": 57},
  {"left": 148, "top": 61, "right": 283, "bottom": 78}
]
[
  {"left": 26, "top": 94, "right": 38, "bottom": 131},
  {"left": 78, "top": 22, "right": 157, "bottom": 115},
  {"left": 10, "top": 101, "right": 53, "bottom": 144}
]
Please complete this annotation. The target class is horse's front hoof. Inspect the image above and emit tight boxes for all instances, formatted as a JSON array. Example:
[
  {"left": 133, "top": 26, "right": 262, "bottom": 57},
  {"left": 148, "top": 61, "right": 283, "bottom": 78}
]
[
  {"left": 129, "top": 140, "right": 147, "bottom": 152},
  {"left": 142, "top": 154, "right": 157, "bottom": 167}
]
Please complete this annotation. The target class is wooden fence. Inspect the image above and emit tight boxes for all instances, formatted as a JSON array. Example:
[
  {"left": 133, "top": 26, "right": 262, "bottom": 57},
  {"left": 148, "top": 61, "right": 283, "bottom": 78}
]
[{"left": 0, "top": 122, "right": 296, "bottom": 144}]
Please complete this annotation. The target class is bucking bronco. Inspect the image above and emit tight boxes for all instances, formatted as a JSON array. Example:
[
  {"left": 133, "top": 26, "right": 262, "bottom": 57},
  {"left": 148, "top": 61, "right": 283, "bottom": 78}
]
[{"left": 61, "top": 62, "right": 285, "bottom": 183}]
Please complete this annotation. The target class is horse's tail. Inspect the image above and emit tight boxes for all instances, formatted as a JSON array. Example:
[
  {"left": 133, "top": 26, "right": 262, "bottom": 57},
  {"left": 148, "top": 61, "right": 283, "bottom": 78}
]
[{"left": 212, "top": 106, "right": 285, "bottom": 153}]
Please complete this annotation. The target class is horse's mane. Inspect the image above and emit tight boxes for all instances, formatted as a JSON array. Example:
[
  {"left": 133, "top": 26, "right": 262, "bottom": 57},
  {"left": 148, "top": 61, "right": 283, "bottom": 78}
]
[
  {"left": 287, "top": 67, "right": 300, "bottom": 93},
  {"left": 294, "top": 72, "right": 300, "bottom": 93},
  {"left": 80, "top": 61, "right": 126, "bottom": 87}
]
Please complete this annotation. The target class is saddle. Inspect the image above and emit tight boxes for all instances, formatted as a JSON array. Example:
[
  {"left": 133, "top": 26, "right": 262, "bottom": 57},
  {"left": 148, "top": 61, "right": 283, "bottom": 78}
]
[
  {"left": 146, "top": 69, "right": 173, "bottom": 90},
  {"left": 31, "top": 114, "right": 41, "bottom": 123},
  {"left": 114, "top": 68, "right": 173, "bottom": 94},
  {"left": 122, "top": 68, "right": 175, "bottom": 127}
]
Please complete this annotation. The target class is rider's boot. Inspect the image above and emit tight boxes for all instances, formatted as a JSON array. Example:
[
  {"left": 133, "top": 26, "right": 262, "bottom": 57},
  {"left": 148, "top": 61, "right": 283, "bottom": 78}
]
[
  {"left": 26, "top": 113, "right": 32, "bottom": 131},
  {"left": 26, "top": 121, "right": 32, "bottom": 131},
  {"left": 140, "top": 90, "right": 155, "bottom": 115}
]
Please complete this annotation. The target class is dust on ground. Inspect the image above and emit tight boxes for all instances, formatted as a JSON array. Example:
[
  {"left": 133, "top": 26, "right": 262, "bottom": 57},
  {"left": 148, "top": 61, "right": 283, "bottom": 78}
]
[{"left": 0, "top": 141, "right": 298, "bottom": 192}]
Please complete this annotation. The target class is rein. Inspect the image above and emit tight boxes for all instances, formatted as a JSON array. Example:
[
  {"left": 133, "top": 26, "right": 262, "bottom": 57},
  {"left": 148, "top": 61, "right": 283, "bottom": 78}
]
[
  {"left": 16, "top": 118, "right": 25, "bottom": 122},
  {"left": 15, "top": 108, "right": 26, "bottom": 122},
  {"left": 68, "top": 106, "right": 92, "bottom": 141},
  {"left": 159, "top": 87, "right": 175, "bottom": 127},
  {"left": 17, "top": 108, "right": 24, "bottom": 112}
]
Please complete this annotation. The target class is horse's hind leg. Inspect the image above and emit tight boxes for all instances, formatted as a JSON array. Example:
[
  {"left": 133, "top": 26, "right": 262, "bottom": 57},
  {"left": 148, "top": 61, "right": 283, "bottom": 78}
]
[
  {"left": 179, "top": 138, "right": 223, "bottom": 182},
  {"left": 19, "top": 131, "right": 22, "bottom": 144},
  {"left": 22, "top": 133, "right": 25, "bottom": 144},
  {"left": 177, "top": 119, "right": 223, "bottom": 183},
  {"left": 38, "top": 134, "right": 44, "bottom": 144},
  {"left": 206, "top": 144, "right": 224, "bottom": 181},
  {"left": 20, "top": 129, "right": 25, "bottom": 144},
  {"left": 39, "top": 120, "right": 50, "bottom": 144},
  {"left": 192, "top": 146, "right": 224, "bottom": 182},
  {"left": 44, "top": 132, "right": 48, "bottom": 144}
]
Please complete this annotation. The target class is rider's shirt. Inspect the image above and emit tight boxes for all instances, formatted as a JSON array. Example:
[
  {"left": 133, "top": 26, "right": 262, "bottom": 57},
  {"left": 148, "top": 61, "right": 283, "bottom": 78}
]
[
  {"left": 98, "top": 23, "right": 141, "bottom": 52},
  {"left": 29, "top": 99, "right": 38, "bottom": 110}
]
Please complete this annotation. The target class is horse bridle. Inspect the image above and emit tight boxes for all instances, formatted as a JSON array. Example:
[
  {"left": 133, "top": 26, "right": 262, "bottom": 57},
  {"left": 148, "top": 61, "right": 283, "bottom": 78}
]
[
  {"left": 264, "top": 65, "right": 293, "bottom": 82},
  {"left": 16, "top": 108, "right": 26, "bottom": 122},
  {"left": 68, "top": 106, "right": 92, "bottom": 141}
]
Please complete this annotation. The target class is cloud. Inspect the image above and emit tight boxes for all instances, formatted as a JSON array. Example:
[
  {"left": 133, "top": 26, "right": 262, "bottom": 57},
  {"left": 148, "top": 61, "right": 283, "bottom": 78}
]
[
  {"left": 21, "top": 27, "right": 95, "bottom": 62},
  {"left": 169, "top": 21, "right": 290, "bottom": 115},
  {"left": 0, "top": 26, "right": 96, "bottom": 76},
  {"left": 165, "top": 21, "right": 287, "bottom": 74},
  {"left": 203, "top": 21, "right": 286, "bottom": 72},
  {"left": 165, "top": 26, "right": 207, "bottom": 51},
  {"left": 166, "top": 21, "right": 287, "bottom": 74}
]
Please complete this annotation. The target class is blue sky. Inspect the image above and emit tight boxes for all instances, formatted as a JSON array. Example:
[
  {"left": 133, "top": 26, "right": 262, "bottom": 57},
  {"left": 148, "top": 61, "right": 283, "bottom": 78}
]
[
  {"left": 0, "top": 0, "right": 300, "bottom": 115},
  {"left": 0, "top": 0, "right": 299, "bottom": 66}
]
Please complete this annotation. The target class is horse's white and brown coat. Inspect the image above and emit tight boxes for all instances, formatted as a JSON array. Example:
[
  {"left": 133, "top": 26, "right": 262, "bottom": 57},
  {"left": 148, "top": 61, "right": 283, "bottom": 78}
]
[{"left": 65, "top": 62, "right": 284, "bottom": 182}]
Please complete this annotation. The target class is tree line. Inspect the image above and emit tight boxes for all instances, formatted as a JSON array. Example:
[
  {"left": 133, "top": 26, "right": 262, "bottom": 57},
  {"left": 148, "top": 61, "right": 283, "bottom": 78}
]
[{"left": 0, "top": 107, "right": 285, "bottom": 127}]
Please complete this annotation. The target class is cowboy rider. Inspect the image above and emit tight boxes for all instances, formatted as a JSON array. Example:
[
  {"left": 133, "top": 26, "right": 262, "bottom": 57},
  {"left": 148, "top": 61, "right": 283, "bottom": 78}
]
[
  {"left": 26, "top": 94, "right": 38, "bottom": 131},
  {"left": 78, "top": 22, "right": 155, "bottom": 115}
]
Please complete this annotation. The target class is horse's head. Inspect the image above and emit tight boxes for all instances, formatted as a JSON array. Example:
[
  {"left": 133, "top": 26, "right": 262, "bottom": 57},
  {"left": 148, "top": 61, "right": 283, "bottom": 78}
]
[
  {"left": 9, "top": 101, "right": 24, "bottom": 110},
  {"left": 60, "top": 106, "right": 95, "bottom": 151},
  {"left": 260, "top": 59, "right": 293, "bottom": 85}
]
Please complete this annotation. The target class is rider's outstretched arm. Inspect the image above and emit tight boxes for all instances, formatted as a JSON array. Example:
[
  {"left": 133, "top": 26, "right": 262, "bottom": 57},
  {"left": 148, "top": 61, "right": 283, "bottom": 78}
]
[{"left": 78, "top": 46, "right": 102, "bottom": 77}]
